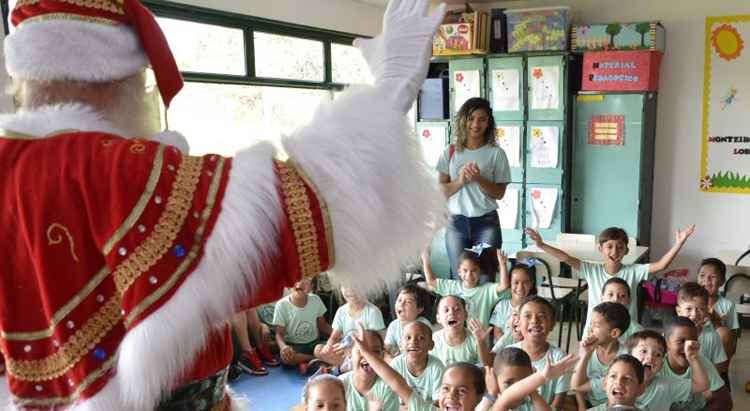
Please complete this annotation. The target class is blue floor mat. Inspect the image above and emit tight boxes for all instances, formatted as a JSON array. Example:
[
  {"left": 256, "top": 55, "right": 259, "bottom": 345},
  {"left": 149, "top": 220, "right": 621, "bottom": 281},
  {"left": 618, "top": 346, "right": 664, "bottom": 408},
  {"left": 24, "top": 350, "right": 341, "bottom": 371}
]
[{"left": 230, "top": 366, "right": 307, "bottom": 411}]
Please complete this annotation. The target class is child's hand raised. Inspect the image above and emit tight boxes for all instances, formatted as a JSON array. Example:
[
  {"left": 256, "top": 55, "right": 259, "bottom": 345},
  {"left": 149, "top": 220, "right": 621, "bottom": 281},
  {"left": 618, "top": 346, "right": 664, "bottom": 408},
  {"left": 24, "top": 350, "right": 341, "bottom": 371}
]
[
  {"left": 684, "top": 340, "right": 701, "bottom": 362},
  {"left": 484, "top": 366, "right": 499, "bottom": 397},
  {"left": 675, "top": 225, "right": 696, "bottom": 244},
  {"left": 579, "top": 334, "right": 597, "bottom": 355},
  {"left": 525, "top": 228, "right": 544, "bottom": 247},
  {"left": 542, "top": 353, "right": 578, "bottom": 380},
  {"left": 468, "top": 318, "right": 490, "bottom": 342},
  {"left": 497, "top": 249, "right": 509, "bottom": 267},
  {"left": 352, "top": 321, "right": 373, "bottom": 354}
]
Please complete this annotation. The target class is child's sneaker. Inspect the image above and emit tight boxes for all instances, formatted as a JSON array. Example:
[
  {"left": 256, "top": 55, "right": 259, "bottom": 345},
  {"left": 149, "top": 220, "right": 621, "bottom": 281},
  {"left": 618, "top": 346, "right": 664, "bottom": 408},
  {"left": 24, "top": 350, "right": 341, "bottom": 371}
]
[
  {"left": 301, "top": 359, "right": 325, "bottom": 376},
  {"left": 258, "top": 345, "right": 280, "bottom": 367},
  {"left": 238, "top": 349, "right": 268, "bottom": 376}
]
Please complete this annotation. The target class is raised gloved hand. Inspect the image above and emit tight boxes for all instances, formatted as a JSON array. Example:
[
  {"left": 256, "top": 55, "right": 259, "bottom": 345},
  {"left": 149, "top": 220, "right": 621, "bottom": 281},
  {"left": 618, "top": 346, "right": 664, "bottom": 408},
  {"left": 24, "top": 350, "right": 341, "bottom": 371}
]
[{"left": 354, "top": 0, "right": 446, "bottom": 113}]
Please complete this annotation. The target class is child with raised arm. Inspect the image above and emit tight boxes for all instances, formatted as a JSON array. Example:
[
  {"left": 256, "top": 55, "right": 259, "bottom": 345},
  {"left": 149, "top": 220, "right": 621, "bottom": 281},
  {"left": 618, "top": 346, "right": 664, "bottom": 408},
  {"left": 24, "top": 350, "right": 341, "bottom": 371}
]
[
  {"left": 490, "top": 252, "right": 536, "bottom": 341},
  {"left": 339, "top": 329, "right": 399, "bottom": 411},
  {"left": 391, "top": 321, "right": 446, "bottom": 402},
  {"left": 600, "top": 277, "right": 643, "bottom": 344},
  {"left": 675, "top": 283, "right": 728, "bottom": 374},
  {"left": 431, "top": 295, "right": 493, "bottom": 366},
  {"left": 423, "top": 249, "right": 509, "bottom": 328},
  {"left": 525, "top": 225, "right": 695, "bottom": 336},
  {"left": 385, "top": 284, "right": 432, "bottom": 360}
]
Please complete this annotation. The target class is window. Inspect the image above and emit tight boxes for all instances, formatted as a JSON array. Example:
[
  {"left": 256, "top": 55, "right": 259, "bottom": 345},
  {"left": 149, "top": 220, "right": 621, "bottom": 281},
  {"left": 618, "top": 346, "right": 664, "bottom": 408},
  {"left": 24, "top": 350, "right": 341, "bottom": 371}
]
[{"left": 254, "top": 32, "right": 325, "bottom": 82}]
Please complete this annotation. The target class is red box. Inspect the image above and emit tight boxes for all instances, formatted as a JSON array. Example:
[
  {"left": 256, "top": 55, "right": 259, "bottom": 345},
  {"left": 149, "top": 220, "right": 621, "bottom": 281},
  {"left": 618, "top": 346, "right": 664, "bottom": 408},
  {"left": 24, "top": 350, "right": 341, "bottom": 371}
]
[{"left": 582, "top": 50, "right": 662, "bottom": 91}]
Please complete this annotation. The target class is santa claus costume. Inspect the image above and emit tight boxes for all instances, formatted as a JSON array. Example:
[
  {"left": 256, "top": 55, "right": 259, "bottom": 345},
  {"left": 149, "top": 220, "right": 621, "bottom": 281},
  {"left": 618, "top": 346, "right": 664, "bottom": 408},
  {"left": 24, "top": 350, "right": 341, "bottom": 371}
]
[{"left": 0, "top": 0, "right": 447, "bottom": 409}]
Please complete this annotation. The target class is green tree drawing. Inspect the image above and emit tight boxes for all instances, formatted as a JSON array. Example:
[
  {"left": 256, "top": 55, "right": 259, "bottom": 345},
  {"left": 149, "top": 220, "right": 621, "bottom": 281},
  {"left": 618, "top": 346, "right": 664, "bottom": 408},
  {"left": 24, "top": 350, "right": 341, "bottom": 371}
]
[
  {"left": 635, "top": 22, "right": 651, "bottom": 47},
  {"left": 606, "top": 23, "right": 622, "bottom": 47}
]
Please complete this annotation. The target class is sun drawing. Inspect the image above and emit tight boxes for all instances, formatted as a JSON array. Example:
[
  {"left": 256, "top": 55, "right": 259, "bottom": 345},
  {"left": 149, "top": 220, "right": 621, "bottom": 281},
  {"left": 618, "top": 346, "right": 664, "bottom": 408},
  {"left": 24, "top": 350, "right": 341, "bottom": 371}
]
[{"left": 712, "top": 24, "right": 744, "bottom": 61}]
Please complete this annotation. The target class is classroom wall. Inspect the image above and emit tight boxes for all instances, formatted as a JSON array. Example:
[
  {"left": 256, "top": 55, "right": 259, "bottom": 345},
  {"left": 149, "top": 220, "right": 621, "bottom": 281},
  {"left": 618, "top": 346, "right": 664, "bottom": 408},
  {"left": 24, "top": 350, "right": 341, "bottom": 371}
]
[{"left": 471, "top": 0, "right": 750, "bottom": 272}]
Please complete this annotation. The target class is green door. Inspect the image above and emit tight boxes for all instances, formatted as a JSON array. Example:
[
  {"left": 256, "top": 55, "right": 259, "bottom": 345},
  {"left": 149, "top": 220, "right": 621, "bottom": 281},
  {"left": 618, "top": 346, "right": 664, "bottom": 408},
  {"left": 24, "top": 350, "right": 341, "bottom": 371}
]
[
  {"left": 449, "top": 58, "right": 485, "bottom": 116},
  {"left": 525, "top": 121, "right": 565, "bottom": 184},
  {"left": 487, "top": 57, "right": 525, "bottom": 120},
  {"left": 495, "top": 121, "right": 525, "bottom": 182},
  {"left": 527, "top": 55, "right": 566, "bottom": 121},
  {"left": 524, "top": 183, "right": 564, "bottom": 242},
  {"left": 571, "top": 93, "right": 646, "bottom": 239}
]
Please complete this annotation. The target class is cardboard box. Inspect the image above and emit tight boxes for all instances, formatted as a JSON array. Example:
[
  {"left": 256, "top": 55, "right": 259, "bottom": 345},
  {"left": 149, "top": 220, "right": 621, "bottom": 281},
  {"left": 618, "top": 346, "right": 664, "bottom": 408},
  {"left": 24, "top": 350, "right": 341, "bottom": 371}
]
[
  {"left": 572, "top": 21, "right": 665, "bottom": 52},
  {"left": 505, "top": 6, "right": 570, "bottom": 52},
  {"left": 582, "top": 50, "right": 663, "bottom": 91},
  {"left": 432, "top": 11, "right": 488, "bottom": 56}
]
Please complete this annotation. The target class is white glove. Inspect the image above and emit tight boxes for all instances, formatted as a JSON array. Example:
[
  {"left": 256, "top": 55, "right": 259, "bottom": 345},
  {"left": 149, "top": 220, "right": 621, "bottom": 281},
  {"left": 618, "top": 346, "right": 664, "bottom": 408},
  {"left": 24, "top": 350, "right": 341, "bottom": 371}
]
[{"left": 354, "top": 0, "right": 446, "bottom": 113}]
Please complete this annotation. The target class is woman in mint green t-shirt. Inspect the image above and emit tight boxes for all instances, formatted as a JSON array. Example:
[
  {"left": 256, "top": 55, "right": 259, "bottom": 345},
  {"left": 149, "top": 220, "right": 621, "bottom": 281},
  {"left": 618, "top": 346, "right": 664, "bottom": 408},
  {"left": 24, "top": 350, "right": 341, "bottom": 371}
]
[{"left": 436, "top": 97, "right": 511, "bottom": 280}]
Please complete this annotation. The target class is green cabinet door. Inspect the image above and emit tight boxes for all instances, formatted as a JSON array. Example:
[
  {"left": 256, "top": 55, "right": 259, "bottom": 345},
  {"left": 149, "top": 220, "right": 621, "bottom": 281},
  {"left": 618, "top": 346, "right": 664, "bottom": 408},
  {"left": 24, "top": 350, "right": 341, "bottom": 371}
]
[
  {"left": 525, "top": 121, "right": 565, "bottom": 184},
  {"left": 524, "top": 183, "right": 564, "bottom": 242},
  {"left": 499, "top": 182, "right": 525, "bottom": 244},
  {"left": 449, "top": 58, "right": 485, "bottom": 116},
  {"left": 527, "top": 55, "right": 567, "bottom": 121},
  {"left": 487, "top": 57, "right": 525, "bottom": 120},
  {"left": 571, "top": 93, "right": 649, "bottom": 241},
  {"left": 496, "top": 121, "right": 525, "bottom": 182}
]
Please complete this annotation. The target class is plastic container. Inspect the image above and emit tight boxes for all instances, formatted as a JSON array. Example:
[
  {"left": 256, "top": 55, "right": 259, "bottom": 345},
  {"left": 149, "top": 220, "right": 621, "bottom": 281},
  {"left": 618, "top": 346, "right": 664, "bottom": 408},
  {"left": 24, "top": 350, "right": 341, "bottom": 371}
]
[
  {"left": 505, "top": 6, "right": 570, "bottom": 52},
  {"left": 572, "top": 21, "right": 665, "bottom": 52}
]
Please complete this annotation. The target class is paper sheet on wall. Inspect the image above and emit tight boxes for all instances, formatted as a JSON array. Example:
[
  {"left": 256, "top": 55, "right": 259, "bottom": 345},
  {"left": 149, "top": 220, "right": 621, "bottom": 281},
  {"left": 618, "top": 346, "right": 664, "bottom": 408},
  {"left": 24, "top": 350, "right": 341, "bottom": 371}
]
[
  {"left": 530, "top": 66, "right": 560, "bottom": 110},
  {"left": 454, "top": 70, "right": 481, "bottom": 113},
  {"left": 417, "top": 125, "right": 446, "bottom": 168},
  {"left": 530, "top": 126, "right": 559, "bottom": 168},
  {"left": 529, "top": 187, "right": 558, "bottom": 229},
  {"left": 496, "top": 126, "right": 521, "bottom": 167},
  {"left": 492, "top": 69, "right": 520, "bottom": 111},
  {"left": 496, "top": 188, "right": 519, "bottom": 229}
]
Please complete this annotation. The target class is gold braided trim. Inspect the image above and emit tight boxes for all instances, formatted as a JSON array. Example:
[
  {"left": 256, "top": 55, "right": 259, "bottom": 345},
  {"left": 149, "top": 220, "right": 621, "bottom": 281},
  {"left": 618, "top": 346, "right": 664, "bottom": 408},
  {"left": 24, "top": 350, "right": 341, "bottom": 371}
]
[
  {"left": 276, "top": 161, "right": 322, "bottom": 278},
  {"left": 5, "top": 297, "right": 121, "bottom": 382},
  {"left": 103, "top": 144, "right": 166, "bottom": 255},
  {"left": 21, "top": 12, "right": 120, "bottom": 26},
  {"left": 11, "top": 355, "right": 116, "bottom": 407},
  {"left": 1, "top": 267, "right": 110, "bottom": 341},
  {"left": 114, "top": 156, "right": 204, "bottom": 294},
  {"left": 287, "top": 159, "right": 334, "bottom": 269},
  {"left": 125, "top": 158, "right": 226, "bottom": 327},
  {"left": 14, "top": 0, "right": 124, "bottom": 15}
]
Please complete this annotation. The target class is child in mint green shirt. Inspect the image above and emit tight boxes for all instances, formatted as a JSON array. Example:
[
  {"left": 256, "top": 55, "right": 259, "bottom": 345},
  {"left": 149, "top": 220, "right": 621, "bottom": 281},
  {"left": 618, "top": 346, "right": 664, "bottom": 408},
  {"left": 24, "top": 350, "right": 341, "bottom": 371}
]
[{"left": 430, "top": 295, "right": 492, "bottom": 367}]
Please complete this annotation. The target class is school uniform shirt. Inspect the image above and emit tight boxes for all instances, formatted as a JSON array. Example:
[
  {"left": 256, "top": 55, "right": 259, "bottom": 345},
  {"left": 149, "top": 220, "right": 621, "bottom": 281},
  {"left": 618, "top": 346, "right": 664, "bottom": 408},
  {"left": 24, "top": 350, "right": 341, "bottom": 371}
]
[
  {"left": 489, "top": 299, "right": 517, "bottom": 334},
  {"left": 436, "top": 144, "right": 511, "bottom": 218},
  {"left": 509, "top": 343, "right": 570, "bottom": 403},
  {"left": 658, "top": 354, "right": 725, "bottom": 411},
  {"left": 391, "top": 354, "right": 446, "bottom": 402},
  {"left": 271, "top": 293, "right": 327, "bottom": 344},
  {"left": 578, "top": 262, "right": 650, "bottom": 336},
  {"left": 384, "top": 317, "right": 432, "bottom": 349},
  {"left": 590, "top": 373, "right": 692, "bottom": 411},
  {"left": 435, "top": 279, "right": 510, "bottom": 327},
  {"left": 585, "top": 345, "right": 629, "bottom": 406},
  {"left": 617, "top": 321, "right": 644, "bottom": 345},
  {"left": 340, "top": 371, "right": 399, "bottom": 411},
  {"left": 699, "top": 322, "right": 728, "bottom": 365},
  {"left": 331, "top": 302, "right": 385, "bottom": 336},
  {"left": 713, "top": 296, "right": 740, "bottom": 330},
  {"left": 430, "top": 329, "right": 479, "bottom": 366}
]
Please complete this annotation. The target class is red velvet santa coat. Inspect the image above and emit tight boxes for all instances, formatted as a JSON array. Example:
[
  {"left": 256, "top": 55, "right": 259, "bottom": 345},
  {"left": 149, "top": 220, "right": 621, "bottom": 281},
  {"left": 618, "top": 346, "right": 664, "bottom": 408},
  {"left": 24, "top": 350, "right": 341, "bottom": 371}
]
[{"left": 0, "top": 94, "right": 444, "bottom": 410}]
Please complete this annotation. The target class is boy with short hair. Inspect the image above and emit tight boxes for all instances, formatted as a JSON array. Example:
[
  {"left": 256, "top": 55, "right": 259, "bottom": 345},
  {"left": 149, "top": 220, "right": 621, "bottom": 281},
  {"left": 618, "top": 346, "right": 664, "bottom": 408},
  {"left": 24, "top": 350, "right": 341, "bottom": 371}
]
[
  {"left": 697, "top": 258, "right": 739, "bottom": 381},
  {"left": 675, "top": 282, "right": 728, "bottom": 373},
  {"left": 390, "top": 321, "right": 446, "bottom": 402},
  {"left": 526, "top": 225, "right": 694, "bottom": 336},
  {"left": 600, "top": 277, "right": 643, "bottom": 344},
  {"left": 385, "top": 284, "right": 432, "bottom": 359},
  {"left": 587, "top": 354, "right": 645, "bottom": 411},
  {"left": 660, "top": 317, "right": 732, "bottom": 411}
]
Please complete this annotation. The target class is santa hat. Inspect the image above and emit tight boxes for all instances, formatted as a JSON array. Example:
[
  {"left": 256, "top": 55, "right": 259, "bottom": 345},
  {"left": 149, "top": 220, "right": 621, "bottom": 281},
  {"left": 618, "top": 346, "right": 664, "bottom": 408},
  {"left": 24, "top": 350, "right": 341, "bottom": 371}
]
[{"left": 4, "top": 0, "right": 183, "bottom": 107}]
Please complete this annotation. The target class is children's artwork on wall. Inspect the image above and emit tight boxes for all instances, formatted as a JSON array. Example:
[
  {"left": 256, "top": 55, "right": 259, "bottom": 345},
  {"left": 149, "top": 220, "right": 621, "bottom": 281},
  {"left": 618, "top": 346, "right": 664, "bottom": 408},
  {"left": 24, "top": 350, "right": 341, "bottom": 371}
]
[
  {"left": 496, "top": 126, "right": 521, "bottom": 167},
  {"left": 492, "top": 69, "right": 520, "bottom": 111},
  {"left": 454, "top": 70, "right": 481, "bottom": 113},
  {"left": 529, "top": 187, "right": 557, "bottom": 229},
  {"left": 530, "top": 66, "right": 560, "bottom": 110},
  {"left": 701, "top": 16, "right": 750, "bottom": 194},
  {"left": 530, "top": 126, "right": 559, "bottom": 168},
  {"left": 417, "top": 125, "right": 447, "bottom": 168},
  {"left": 588, "top": 115, "right": 625, "bottom": 145},
  {"left": 497, "top": 187, "right": 519, "bottom": 229}
]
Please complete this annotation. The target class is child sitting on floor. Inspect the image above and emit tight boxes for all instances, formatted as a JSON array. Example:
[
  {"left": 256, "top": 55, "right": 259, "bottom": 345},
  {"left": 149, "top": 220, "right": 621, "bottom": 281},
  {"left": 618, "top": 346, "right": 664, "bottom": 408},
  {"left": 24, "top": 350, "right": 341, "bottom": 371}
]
[
  {"left": 423, "top": 249, "right": 509, "bottom": 328},
  {"left": 585, "top": 354, "right": 645, "bottom": 411},
  {"left": 491, "top": 306, "right": 523, "bottom": 355},
  {"left": 599, "top": 277, "right": 643, "bottom": 344},
  {"left": 490, "top": 251, "right": 536, "bottom": 342},
  {"left": 339, "top": 329, "right": 398, "bottom": 411},
  {"left": 272, "top": 277, "right": 332, "bottom": 375},
  {"left": 297, "top": 374, "right": 346, "bottom": 411},
  {"left": 525, "top": 225, "right": 694, "bottom": 337},
  {"left": 390, "top": 321, "right": 445, "bottom": 402},
  {"left": 385, "top": 284, "right": 431, "bottom": 361},
  {"left": 675, "top": 282, "right": 728, "bottom": 374},
  {"left": 431, "top": 295, "right": 492, "bottom": 366}
]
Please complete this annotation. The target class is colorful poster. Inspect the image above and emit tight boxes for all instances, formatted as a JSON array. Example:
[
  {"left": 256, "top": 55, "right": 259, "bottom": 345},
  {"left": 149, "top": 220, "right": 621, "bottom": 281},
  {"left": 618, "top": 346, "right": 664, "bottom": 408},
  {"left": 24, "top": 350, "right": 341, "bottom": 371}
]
[
  {"left": 701, "top": 16, "right": 750, "bottom": 193},
  {"left": 529, "top": 187, "right": 558, "bottom": 229},
  {"left": 497, "top": 187, "right": 519, "bottom": 229},
  {"left": 530, "top": 66, "right": 560, "bottom": 110},
  {"left": 492, "top": 69, "right": 520, "bottom": 111},
  {"left": 496, "top": 126, "right": 521, "bottom": 167},
  {"left": 417, "top": 125, "right": 446, "bottom": 168},
  {"left": 454, "top": 70, "right": 480, "bottom": 113},
  {"left": 530, "top": 126, "right": 559, "bottom": 168}
]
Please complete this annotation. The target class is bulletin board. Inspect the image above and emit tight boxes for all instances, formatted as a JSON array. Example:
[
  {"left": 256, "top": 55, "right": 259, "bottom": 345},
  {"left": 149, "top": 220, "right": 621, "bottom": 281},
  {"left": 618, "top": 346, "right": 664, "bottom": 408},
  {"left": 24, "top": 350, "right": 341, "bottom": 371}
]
[{"left": 701, "top": 15, "right": 750, "bottom": 193}]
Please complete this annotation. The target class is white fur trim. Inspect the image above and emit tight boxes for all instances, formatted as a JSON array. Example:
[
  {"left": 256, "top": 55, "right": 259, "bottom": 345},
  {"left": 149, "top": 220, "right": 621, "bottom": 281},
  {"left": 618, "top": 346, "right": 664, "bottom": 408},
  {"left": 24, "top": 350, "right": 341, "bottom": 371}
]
[
  {"left": 0, "top": 104, "right": 126, "bottom": 137},
  {"left": 151, "top": 131, "right": 190, "bottom": 154},
  {"left": 283, "top": 85, "right": 446, "bottom": 293},
  {"left": 5, "top": 19, "right": 147, "bottom": 82}
]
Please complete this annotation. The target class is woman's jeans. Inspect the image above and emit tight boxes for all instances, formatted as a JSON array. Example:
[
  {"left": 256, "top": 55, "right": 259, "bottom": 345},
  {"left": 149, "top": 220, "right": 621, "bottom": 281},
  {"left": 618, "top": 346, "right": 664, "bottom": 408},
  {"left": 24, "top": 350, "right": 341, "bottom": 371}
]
[{"left": 445, "top": 211, "right": 502, "bottom": 282}]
